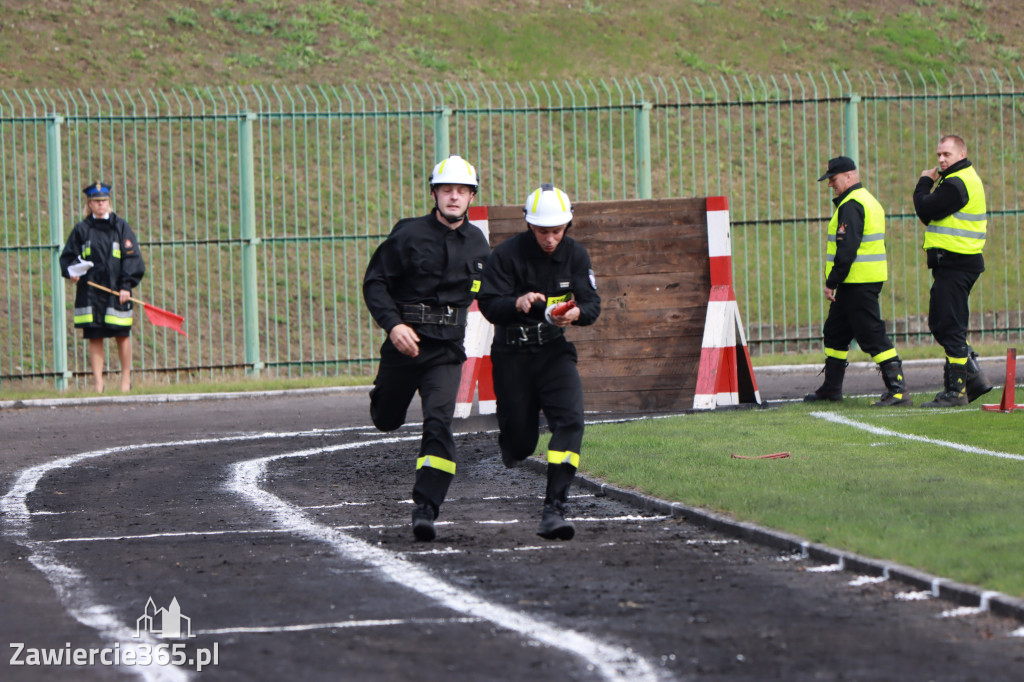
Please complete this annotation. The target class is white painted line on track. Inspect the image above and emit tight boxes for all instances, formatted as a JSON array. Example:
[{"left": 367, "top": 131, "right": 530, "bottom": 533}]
[
  {"left": 43, "top": 528, "right": 287, "bottom": 543},
  {"left": 810, "top": 412, "right": 1024, "bottom": 461},
  {"left": 570, "top": 515, "right": 670, "bottom": 522},
  {"left": 895, "top": 591, "right": 932, "bottom": 601},
  {"left": 228, "top": 440, "right": 664, "bottom": 682},
  {"left": 490, "top": 545, "right": 567, "bottom": 553},
  {"left": 806, "top": 562, "right": 844, "bottom": 573},
  {"left": 849, "top": 575, "right": 889, "bottom": 586},
  {"left": 196, "top": 616, "right": 484, "bottom": 636}
]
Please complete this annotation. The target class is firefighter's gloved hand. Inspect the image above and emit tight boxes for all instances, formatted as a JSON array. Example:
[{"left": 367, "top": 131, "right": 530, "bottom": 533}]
[
  {"left": 544, "top": 300, "right": 576, "bottom": 326},
  {"left": 68, "top": 256, "right": 94, "bottom": 278}
]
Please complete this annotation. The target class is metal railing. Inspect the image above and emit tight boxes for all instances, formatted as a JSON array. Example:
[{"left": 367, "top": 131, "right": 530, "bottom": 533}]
[{"left": 2, "top": 71, "right": 1022, "bottom": 388}]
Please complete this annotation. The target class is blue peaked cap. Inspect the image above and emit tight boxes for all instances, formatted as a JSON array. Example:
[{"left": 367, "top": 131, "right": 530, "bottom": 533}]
[{"left": 82, "top": 182, "right": 112, "bottom": 198}]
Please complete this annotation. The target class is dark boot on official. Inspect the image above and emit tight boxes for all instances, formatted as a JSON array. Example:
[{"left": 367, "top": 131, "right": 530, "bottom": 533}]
[
  {"left": 873, "top": 359, "right": 912, "bottom": 407},
  {"left": 537, "top": 463, "right": 576, "bottom": 540},
  {"left": 411, "top": 503, "right": 436, "bottom": 542},
  {"left": 921, "top": 360, "right": 968, "bottom": 408},
  {"left": 804, "top": 356, "right": 847, "bottom": 402},
  {"left": 964, "top": 350, "right": 993, "bottom": 403}
]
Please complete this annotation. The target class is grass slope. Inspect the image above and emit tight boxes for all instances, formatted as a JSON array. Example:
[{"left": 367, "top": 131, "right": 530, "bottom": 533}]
[{"left": 1, "top": 0, "right": 1022, "bottom": 89}]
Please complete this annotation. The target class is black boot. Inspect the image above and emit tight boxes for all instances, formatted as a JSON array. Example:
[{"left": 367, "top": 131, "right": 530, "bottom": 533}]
[
  {"left": 804, "top": 357, "right": 847, "bottom": 402},
  {"left": 964, "top": 351, "right": 993, "bottom": 403},
  {"left": 537, "top": 463, "right": 576, "bottom": 540},
  {"left": 411, "top": 503, "right": 436, "bottom": 542},
  {"left": 921, "top": 361, "right": 968, "bottom": 408},
  {"left": 537, "top": 501, "right": 574, "bottom": 540},
  {"left": 873, "top": 359, "right": 912, "bottom": 407}
]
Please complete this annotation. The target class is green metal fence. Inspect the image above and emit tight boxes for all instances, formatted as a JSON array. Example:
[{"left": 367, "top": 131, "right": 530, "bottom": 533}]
[{"left": 2, "top": 71, "right": 1022, "bottom": 389}]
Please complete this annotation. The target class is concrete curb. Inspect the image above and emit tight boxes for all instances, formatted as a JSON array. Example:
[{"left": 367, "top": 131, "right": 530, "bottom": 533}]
[{"left": 520, "top": 456, "right": 1024, "bottom": 624}]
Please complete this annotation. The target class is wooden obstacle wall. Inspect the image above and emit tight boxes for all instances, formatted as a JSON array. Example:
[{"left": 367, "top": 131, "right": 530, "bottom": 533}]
[{"left": 484, "top": 197, "right": 714, "bottom": 413}]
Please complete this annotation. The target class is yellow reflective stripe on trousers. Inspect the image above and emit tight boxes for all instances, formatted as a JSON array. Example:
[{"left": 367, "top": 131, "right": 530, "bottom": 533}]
[
  {"left": 872, "top": 348, "right": 897, "bottom": 364},
  {"left": 547, "top": 450, "right": 580, "bottom": 468},
  {"left": 416, "top": 455, "right": 456, "bottom": 475},
  {"left": 824, "top": 347, "right": 848, "bottom": 361}
]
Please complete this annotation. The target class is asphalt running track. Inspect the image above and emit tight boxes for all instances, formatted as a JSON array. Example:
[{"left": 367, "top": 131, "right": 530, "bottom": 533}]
[{"left": 2, "top": 381, "right": 1023, "bottom": 681}]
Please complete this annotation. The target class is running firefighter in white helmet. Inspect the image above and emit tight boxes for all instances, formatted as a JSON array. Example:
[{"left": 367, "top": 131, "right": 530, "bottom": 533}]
[
  {"left": 363, "top": 155, "right": 491, "bottom": 542},
  {"left": 478, "top": 184, "right": 601, "bottom": 540}
]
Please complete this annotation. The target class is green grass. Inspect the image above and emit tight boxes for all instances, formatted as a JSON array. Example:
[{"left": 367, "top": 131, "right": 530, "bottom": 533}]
[
  {"left": 577, "top": 393, "right": 1024, "bottom": 597},
  {"left": 0, "top": 1, "right": 1020, "bottom": 88}
]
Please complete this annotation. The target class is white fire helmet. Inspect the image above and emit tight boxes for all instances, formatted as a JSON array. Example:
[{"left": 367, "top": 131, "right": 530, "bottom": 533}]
[
  {"left": 523, "top": 184, "right": 573, "bottom": 227},
  {"left": 429, "top": 155, "right": 479, "bottom": 191}
]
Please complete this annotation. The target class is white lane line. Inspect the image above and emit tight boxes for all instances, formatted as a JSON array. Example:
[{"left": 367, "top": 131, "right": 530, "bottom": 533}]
[
  {"left": 849, "top": 575, "right": 889, "bottom": 586},
  {"left": 806, "top": 562, "right": 844, "bottom": 573},
  {"left": 0, "top": 426, "right": 379, "bottom": 682},
  {"left": 43, "top": 528, "right": 287, "bottom": 543},
  {"left": 229, "top": 443, "right": 662, "bottom": 682},
  {"left": 810, "top": 412, "right": 1024, "bottom": 461},
  {"left": 39, "top": 515, "right": 669, "bottom": 544},
  {"left": 196, "top": 617, "right": 483, "bottom": 635},
  {"left": 895, "top": 591, "right": 932, "bottom": 601}
]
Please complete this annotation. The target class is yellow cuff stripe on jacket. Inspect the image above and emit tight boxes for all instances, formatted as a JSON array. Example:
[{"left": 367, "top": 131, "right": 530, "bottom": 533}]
[
  {"left": 416, "top": 455, "right": 456, "bottom": 475},
  {"left": 547, "top": 450, "right": 579, "bottom": 468}
]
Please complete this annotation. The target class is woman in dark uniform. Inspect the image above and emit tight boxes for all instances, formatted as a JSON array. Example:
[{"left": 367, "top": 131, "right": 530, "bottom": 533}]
[{"left": 60, "top": 182, "right": 146, "bottom": 392}]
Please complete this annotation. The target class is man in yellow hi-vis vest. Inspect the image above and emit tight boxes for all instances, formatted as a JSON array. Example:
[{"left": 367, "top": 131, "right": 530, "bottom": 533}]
[
  {"left": 913, "top": 134, "right": 993, "bottom": 407},
  {"left": 805, "top": 156, "right": 911, "bottom": 406}
]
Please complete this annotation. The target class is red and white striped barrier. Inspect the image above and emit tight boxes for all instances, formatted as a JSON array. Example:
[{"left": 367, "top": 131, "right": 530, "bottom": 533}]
[
  {"left": 455, "top": 206, "right": 497, "bottom": 418},
  {"left": 692, "top": 197, "right": 762, "bottom": 410}
]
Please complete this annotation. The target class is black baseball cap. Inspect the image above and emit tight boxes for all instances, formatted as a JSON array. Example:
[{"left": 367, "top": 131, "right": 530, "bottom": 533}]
[{"left": 817, "top": 156, "right": 856, "bottom": 181}]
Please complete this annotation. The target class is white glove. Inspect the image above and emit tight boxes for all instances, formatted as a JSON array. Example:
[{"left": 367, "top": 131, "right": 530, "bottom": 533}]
[{"left": 68, "top": 256, "right": 94, "bottom": 278}]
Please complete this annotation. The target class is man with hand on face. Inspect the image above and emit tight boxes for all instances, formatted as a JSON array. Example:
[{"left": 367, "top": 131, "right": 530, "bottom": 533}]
[
  {"left": 913, "top": 134, "right": 992, "bottom": 407},
  {"left": 363, "top": 155, "right": 490, "bottom": 542},
  {"left": 804, "top": 156, "right": 910, "bottom": 407},
  {"left": 478, "top": 184, "right": 601, "bottom": 541}
]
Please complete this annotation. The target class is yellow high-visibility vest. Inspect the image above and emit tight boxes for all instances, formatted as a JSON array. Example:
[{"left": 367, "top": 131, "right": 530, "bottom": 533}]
[
  {"left": 826, "top": 187, "right": 887, "bottom": 283},
  {"left": 923, "top": 165, "right": 987, "bottom": 255}
]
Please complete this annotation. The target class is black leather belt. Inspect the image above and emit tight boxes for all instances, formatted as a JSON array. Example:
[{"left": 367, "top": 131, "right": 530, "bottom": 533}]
[
  {"left": 505, "top": 323, "right": 564, "bottom": 346},
  {"left": 399, "top": 303, "right": 467, "bottom": 326}
]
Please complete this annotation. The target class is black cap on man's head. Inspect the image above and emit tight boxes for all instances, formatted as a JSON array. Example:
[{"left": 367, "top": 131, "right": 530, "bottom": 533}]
[{"left": 817, "top": 156, "right": 856, "bottom": 181}]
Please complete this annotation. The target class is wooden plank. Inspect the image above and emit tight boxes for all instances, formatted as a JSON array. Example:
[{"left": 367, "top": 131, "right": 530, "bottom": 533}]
[{"left": 480, "top": 196, "right": 723, "bottom": 415}]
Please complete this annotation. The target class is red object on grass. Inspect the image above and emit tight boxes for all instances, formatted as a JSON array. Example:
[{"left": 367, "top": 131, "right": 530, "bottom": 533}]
[
  {"left": 982, "top": 348, "right": 1023, "bottom": 412},
  {"left": 730, "top": 452, "right": 790, "bottom": 460}
]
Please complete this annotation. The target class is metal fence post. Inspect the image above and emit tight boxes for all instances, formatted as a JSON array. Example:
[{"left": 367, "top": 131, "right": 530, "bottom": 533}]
[
  {"left": 844, "top": 93, "right": 861, "bottom": 164},
  {"left": 635, "top": 100, "right": 652, "bottom": 199},
  {"left": 239, "top": 112, "right": 262, "bottom": 375},
  {"left": 46, "top": 115, "right": 69, "bottom": 390},
  {"left": 434, "top": 107, "right": 451, "bottom": 162}
]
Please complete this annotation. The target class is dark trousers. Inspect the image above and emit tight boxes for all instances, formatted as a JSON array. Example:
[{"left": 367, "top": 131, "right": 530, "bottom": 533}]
[
  {"left": 370, "top": 338, "right": 464, "bottom": 513},
  {"left": 491, "top": 341, "right": 584, "bottom": 463},
  {"left": 928, "top": 267, "right": 980, "bottom": 358},
  {"left": 822, "top": 282, "right": 895, "bottom": 359}
]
